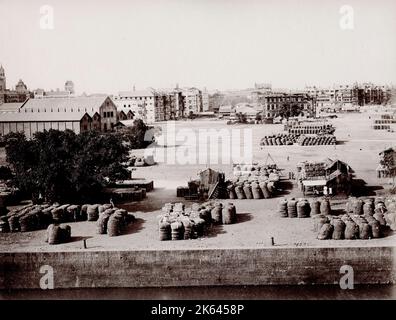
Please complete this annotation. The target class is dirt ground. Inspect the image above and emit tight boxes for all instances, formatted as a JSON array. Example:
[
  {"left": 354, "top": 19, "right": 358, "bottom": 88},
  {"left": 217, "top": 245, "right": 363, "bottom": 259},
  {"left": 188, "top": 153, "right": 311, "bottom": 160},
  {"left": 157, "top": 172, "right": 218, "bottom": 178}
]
[{"left": 1, "top": 111, "right": 396, "bottom": 252}]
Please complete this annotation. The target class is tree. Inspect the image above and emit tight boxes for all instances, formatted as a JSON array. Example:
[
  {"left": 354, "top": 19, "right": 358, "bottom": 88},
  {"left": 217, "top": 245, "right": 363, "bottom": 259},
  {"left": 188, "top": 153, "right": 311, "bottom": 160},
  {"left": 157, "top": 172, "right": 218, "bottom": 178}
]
[
  {"left": 0, "top": 166, "right": 13, "bottom": 180},
  {"left": 236, "top": 112, "right": 247, "bottom": 124},
  {"left": 277, "top": 103, "right": 303, "bottom": 119},
  {"left": 4, "top": 129, "right": 130, "bottom": 203},
  {"left": 188, "top": 111, "right": 196, "bottom": 120},
  {"left": 122, "top": 119, "right": 152, "bottom": 149}
]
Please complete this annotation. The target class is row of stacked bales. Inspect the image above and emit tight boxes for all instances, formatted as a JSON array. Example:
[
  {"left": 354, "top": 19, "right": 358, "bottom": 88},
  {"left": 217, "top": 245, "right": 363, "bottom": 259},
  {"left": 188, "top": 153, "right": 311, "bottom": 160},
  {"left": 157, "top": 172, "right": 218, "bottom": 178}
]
[
  {"left": 288, "top": 124, "right": 335, "bottom": 136},
  {"left": 316, "top": 196, "right": 395, "bottom": 240},
  {"left": 228, "top": 180, "right": 275, "bottom": 199},
  {"left": 346, "top": 196, "right": 396, "bottom": 230},
  {"left": 230, "top": 164, "right": 281, "bottom": 199},
  {"left": 1, "top": 203, "right": 61, "bottom": 233},
  {"left": 296, "top": 161, "right": 327, "bottom": 190},
  {"left": 158, "top": 202, "right": 237, "bottom": 241},
  {"left": 378, "top": 148, "right": 396, "bottom": 178},
  {"left": 104, "top": 187, "right": 147, "bottom": 203},
  {"left": 233, "top": 163, "right": 279, "bottom": 177},
  {"left": 0, "top": 203, "right": 135, "bottom": 235},
  {"left": 278, "top": 198, "right": 330, "bottom": 218},
  {"left": 384, "top": 197, "right": 396, "bottom": 230},
  {"left": 96, "top": 205, "right": 135, "bottom": 237},
  {"left": 297, "top": 134, "right": 336, "bottom": 146},
  {"left": 299, "top": 161, "right": 326, "bottom": 178},
  {"left": 260, "top": 133, "right": 298, "bottom": 146}
]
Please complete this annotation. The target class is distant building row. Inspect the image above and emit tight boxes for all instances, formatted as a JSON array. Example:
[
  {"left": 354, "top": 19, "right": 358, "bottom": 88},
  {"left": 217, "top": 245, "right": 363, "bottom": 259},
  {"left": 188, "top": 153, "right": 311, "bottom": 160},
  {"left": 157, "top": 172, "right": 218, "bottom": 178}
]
[
  {"left": 305, "top": 83, "right": 392, "bottom": 112},
  {"left": 0, "top": 65, "right": 77, "bottom": 104},
  {"left": 113, "top": 86, "right": 207, "bottom": 123}
]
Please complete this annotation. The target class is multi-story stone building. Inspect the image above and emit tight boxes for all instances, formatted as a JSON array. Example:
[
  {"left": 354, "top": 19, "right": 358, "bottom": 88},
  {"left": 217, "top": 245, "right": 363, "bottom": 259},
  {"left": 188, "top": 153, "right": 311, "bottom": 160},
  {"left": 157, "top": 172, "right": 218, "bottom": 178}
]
[
  {"left": 306, "top": 83, "right": 391, "bottom": 112},
  {"left": 305, "top": 87, "right": 337, "bottom": 111},
  {"left": 335, "top": 85, "right": 358, "bottom": 107},
  {"left": 262, "top": 93, "right": 316, "bottom": 120},
  {"left": 114, "top": 87, "right": 186, "bottom": 123},
  {"left": 181, "top": 87, "right": 203, "bottom": 115},
  {"left": 202, "top": 89, "right": 209, "bottom": 112},
  {"left": 356, "top": 83, "right": 391, "bottom": 106},
  {"left": 155, "top": 87, "right": 185, "bottom": 120},
  {"left": 113, "top": 89, "right": 166, "bottom": 123},
  {"left": 15, "top": 79, "right": 28, "bottom": 93}
]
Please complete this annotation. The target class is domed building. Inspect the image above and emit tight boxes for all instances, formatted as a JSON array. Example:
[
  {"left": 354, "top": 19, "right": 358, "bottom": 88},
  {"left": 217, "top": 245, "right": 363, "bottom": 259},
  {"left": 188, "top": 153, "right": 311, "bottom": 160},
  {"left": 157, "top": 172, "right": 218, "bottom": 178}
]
[
  {"left": 15, "top": 79, "right": 28, "bottom": 93},
  {"left": 65, "top": 80, "right": 74, "bottom": 94}
]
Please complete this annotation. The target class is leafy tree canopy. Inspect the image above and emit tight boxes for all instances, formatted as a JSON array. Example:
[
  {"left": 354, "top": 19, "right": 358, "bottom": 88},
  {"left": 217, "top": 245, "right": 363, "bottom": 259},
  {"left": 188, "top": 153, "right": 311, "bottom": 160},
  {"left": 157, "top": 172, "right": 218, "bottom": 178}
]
[
  {"left": 4, "top": 129, "right": 130, "bottom": 203},
  {"left": 276, "top": 103, "right": 303, "bottom": 119},
  {"left": 121, "top": 119, "right": 153, "bottom": 149}
]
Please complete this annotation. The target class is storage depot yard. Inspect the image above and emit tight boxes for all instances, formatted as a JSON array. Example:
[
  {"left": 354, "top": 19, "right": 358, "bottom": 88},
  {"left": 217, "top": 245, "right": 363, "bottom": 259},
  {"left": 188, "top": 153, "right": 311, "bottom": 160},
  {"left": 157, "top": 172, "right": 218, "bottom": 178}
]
[{"left": 1, "top": 112, "right": 396, "bottom": 252}]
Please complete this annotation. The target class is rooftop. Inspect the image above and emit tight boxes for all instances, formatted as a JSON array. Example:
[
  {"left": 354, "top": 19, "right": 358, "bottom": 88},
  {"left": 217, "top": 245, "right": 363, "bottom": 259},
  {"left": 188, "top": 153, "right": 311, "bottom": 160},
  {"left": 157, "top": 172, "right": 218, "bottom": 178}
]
[
  {"left": 118, "top": 89, "right": 156, "bottom": 97},
  {"left": 0, "top": 110, "right": 90, "bottom": 122},
  {"left": 0, "top": 102, "right": 26, "bottom": 113},
  {"left": 22, "top": 96, "right": 110, "bottom": 116}
]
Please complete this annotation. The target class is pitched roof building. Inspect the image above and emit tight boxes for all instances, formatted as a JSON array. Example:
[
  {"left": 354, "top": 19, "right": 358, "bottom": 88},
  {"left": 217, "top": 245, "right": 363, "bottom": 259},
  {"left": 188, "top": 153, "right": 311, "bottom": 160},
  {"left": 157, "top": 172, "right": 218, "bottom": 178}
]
[{"left": 0, "top": 96, "right": 120, "bottom": 138}]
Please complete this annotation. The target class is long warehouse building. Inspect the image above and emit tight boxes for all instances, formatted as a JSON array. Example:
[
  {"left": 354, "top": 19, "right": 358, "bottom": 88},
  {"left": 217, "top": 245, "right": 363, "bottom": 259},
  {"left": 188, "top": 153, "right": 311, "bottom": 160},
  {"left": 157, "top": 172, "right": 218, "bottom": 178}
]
[{"left": 0, "top": 96, "right": 123, "bottom": 138}]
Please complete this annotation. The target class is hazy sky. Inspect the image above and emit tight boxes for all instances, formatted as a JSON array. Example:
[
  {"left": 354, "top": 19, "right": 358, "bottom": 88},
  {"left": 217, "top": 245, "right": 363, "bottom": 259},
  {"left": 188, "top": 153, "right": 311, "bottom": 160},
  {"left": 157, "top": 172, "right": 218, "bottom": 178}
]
[{"left": 0, "top": 0, "right": 395, "bottom": 94}]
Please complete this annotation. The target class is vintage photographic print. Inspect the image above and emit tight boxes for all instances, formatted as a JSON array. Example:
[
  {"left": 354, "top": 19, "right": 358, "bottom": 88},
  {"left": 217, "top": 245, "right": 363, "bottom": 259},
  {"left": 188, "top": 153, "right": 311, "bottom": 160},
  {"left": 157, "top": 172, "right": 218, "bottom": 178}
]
[{"left": 0, "top": 0, "right": 395, "bottom": 306}]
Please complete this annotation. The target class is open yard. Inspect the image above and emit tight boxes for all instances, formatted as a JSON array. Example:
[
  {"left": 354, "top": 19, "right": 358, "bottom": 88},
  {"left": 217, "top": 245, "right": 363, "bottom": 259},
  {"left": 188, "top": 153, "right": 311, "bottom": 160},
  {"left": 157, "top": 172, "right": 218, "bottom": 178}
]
[{"left": 1, "top": 112, "right": 396, "bottom": 252}]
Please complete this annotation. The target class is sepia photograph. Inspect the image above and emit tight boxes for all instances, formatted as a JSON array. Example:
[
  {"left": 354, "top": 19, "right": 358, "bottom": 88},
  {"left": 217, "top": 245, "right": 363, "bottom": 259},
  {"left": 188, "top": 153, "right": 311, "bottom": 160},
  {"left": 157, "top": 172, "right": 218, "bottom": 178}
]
[{"left": 0, "top": 0, "right": 395, "bottom": 310}]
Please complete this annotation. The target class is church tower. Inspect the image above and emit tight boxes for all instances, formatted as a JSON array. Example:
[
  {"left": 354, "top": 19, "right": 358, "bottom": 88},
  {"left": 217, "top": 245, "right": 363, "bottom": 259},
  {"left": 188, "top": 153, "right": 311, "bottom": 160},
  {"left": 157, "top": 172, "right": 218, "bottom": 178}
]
[{"left": 0, "top": 65, "right": 6, "bottom": 92}]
